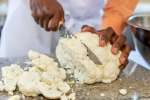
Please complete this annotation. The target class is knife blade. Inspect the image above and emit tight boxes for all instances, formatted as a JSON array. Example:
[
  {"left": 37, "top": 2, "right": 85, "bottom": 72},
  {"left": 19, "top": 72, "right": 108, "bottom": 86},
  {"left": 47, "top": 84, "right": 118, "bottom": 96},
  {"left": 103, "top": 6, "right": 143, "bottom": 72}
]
[
  {"left": 59, "top": 26, "right": 101, "bottom": 64},
  {"left": 83, "top": 43, "right": 102, "bottom": 65},
  {"left": 59, "top": 25, "right": 73, "bottom": 38}
]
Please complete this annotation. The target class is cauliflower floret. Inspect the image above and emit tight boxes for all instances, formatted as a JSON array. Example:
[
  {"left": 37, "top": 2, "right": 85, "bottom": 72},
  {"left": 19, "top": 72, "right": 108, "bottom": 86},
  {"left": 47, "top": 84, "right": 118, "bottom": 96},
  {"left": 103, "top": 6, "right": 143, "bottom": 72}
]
[
  {"left": 0, "top": 50, "right": 71, "bottom": 100},
  {"left": 28, "top": 50, "right": 58, "bottom": 72},
  {"left": 17, "top": 71, "right": 41, "bottom": 97},
  {"left": 57, "top": 81, "right": 70, "bottom": 93},
  {"left": 28, "top": 50, "right": 41, "bottom": 60},
  {"left": 56, "top": 32, "right": 121, "bottom": 84},
  {"left": 38, "top": 82, "right": 63, "bottom": 99},
  {"left": 41, "top": 69, "right": 66, "bottom": 85},
  {"left": 2, "top": 64, "right": 24, "bottom": 93},
  {"left": 8, "top": 95, "right": 21, "bottom": 100}
]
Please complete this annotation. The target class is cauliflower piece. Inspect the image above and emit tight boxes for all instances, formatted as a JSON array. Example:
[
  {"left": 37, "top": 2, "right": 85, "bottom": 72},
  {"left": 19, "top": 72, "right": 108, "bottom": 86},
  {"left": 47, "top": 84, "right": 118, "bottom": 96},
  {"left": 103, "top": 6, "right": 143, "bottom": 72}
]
[
  {"left": 17, "top": 51, "right": 70, "bottom": 99},
  {"left": 56, "top": 32, "right": 121, "bottom": 84},
  {"left": 41, "top": 68, "right": 66, "bottom": 85},
  {"left": 28, "top": 50, "right": 41, "bottom": 60},
  {"left": 57, "top": 81, "right": 70, "bottom": 93},
  {"left": 100, "top": 93, "right": 105, "bottom": 97},
  {"left": 1, "top": 64, "right": 24, "bottom": 93},
  {"left": 28, "top": 50, "right": 58, "bottom": 72},
  {"left": 119, "top": 89, "right": 128, "bottom": 95},
  {"left": 68, "top": 92, "right": 76, "bottom": 100},
  {"left": 38, "top": 82, "right": 63, "bottom": 99},
  {"left": 17, "top": 71, "right": 41, "bottom": 97},
  {"left": 8, "top": 95, "right": 21, "bottom": 100},
  {"left": 27, "top": 50, "right": 71, "bottom": 99},
  {"left": 61, "top": 95, "right": 68, "bottom": 100},
  {"left": 29, "top": 66, "right": 43, "bottom": 74}
]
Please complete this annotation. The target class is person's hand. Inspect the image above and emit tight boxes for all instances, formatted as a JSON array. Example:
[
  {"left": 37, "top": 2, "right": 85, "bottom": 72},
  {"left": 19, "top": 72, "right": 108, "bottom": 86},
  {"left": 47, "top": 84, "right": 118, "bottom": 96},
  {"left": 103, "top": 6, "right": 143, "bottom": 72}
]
[
  {"left": 81, "top": 25, "right": 132, "bottom": 69},
  {"left": 30, "top": 0, "right": 64, "bottom": 31}
]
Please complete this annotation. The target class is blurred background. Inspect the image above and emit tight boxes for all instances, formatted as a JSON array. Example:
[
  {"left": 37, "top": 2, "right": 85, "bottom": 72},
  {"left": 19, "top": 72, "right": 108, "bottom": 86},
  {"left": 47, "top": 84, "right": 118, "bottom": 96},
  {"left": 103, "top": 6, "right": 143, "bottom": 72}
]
[
  {"left": 0, "top": 0, "right": 150, "bottom": 35},
  {"left": 0, "top": 0, "right": 7, "bottom": 36}
]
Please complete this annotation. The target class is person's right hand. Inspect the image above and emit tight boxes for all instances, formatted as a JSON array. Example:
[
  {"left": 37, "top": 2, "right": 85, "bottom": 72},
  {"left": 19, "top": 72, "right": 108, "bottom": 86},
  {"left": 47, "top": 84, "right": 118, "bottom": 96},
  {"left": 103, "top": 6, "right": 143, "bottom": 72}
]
[
  {"left": 30, "top": 0, "right": 64, "bottom": 31},
  {"left": 81, "top": 25, "right": 132, "bottom": 69}
]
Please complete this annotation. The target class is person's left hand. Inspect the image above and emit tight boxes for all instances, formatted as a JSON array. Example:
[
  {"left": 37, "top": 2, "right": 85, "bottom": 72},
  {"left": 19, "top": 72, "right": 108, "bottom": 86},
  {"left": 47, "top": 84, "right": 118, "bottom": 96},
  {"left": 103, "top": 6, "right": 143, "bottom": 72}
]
[{"left": 81, "top": 25, "right": 132, "bottom": 69}]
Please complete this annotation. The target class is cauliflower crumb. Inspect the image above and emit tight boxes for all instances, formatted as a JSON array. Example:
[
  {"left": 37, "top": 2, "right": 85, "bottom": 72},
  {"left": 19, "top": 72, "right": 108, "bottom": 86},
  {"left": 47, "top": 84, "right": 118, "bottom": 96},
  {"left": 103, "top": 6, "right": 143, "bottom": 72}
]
[
  {"left": 68, "top": 92, "right": 76, "bottom": 100},
  {"left": 119, "top": 89, "right": 128, "bottom": 95},
  {"left": 100, "top": 93, "right": 105, "bottom": 97},
  {"left": 8, "top": 95, "right": 21, "bottom": 100},
  {"left": 2, "top": 64, "right": 24, "bottom": 94}
]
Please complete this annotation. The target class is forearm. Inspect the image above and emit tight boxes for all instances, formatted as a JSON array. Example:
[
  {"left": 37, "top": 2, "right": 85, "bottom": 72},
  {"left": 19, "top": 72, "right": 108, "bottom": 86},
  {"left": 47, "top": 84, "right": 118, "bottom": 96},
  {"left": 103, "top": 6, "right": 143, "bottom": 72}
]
[{"left": 101, "top": 0, "right": 139, "bottom": 35}]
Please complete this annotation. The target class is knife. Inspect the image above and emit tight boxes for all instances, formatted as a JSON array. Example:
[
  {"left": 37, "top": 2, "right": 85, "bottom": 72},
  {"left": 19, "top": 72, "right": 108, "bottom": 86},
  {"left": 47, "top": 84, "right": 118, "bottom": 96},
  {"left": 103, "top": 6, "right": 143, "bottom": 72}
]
[
  {"left": 59, "top": 25, "right": 73, "bottom": 38},
  {"left": 83, "top": 43, "right": 102, "bottom": 65},
  {"left": 59, "top": 26, "right": 101, "bottom": 64}
]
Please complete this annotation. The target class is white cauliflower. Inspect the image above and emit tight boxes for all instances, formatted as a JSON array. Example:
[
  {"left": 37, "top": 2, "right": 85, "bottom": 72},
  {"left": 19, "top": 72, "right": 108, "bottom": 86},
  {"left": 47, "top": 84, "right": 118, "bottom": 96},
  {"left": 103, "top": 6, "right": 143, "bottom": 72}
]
[
  {"left": 38, "top": 82, "right": 63, "bottom": 99},
  {"left": 0, "top": 51, "right": 71, "bottom": 100},
  {"left": 56, "top": 32, "right": 121, "bottom": 84},
  {"left": 17, "top": 71, "right": 41, "bottom": 97},
  {"left": 1, "top": 64, "right": 24, "bottom": 94},
  {"left": 28, "top": 50, "right": 59, "bottom": 72},
  {"left": 8, "top": 95, "right": 21, "bottom": 100}
]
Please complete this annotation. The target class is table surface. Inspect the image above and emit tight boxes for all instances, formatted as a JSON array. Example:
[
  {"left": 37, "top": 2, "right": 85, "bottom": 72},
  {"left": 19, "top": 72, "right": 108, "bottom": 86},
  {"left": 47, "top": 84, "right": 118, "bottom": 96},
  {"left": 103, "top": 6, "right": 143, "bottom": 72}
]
[{"left": 0, "top": 58, "right": 149, "bottom": 100}]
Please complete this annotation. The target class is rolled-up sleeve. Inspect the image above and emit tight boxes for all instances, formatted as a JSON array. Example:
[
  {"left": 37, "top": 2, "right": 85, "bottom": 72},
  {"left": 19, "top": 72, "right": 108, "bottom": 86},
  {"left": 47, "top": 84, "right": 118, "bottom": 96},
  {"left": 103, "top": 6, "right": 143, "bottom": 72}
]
[{"left": 101, "top": 0, "right": 139, "bottom": 35}]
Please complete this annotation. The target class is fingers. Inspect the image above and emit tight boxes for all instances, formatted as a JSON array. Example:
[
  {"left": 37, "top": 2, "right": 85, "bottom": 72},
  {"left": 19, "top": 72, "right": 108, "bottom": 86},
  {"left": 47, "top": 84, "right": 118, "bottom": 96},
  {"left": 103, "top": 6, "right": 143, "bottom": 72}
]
[
  {"left": 30, "top": 0, "right": 34, "bottom": 11},
  {"left": 99, "top": 27, "right": 115, "bottom": 47},
  {"left": 32, "top": 13, "right": 39, "bottom": 24},
  {"left": 35, "top": 7, "right": 63, "bottom": 31},
  {"left": 48, "top": 12, "right": 61, "bottom": 31},
  {"left": 31, "top": 1, "right": 45, "bottom": 25},
  {"left": 111, "top": 35, "right": 131, "bottom": 68},
  {"left": 119, "top": 60, "right": 128, "bottom": 70},
  {"left": 58, "top": 3, "right": 65, "bottom": 25},
  {"left": 38, "top": 17, "right": 44, "bottom": 27},
  {"left": 30, "top": 0, "right": 64, "bottom": 31},
  {"left": 47, "top": 3, "right": 64, "bottom": 31},
  {"left": 111, "top": 36, "right": 126, "bottom": 55},
  {"left": 110, "top": 35, "right": 118, "bottom": 45},
  {"left": 43, "top": 17, "right": 50, "bottom": 31},
  {"left": 81, "top": 25, "right": 97, "bottom": 33},
  {"left": 30, "top": 0, "right": 39, "bottom": 24},
  {"left": 119, "top": 44, "right": 131, "bottom": 65}
]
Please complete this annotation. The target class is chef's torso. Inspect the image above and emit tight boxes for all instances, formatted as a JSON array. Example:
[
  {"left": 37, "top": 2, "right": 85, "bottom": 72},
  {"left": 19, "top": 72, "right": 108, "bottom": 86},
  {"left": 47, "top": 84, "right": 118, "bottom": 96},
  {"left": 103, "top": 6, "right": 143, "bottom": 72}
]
[{"left": 59, "top": 0, "right": 105, "bottom": 32}]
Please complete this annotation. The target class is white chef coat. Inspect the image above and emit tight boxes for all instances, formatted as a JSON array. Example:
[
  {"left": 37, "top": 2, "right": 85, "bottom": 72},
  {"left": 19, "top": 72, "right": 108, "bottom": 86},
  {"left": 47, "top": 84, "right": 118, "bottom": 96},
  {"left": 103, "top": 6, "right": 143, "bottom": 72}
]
[{"left": 0, "top": 0, "right": 104, "bottom": 57}]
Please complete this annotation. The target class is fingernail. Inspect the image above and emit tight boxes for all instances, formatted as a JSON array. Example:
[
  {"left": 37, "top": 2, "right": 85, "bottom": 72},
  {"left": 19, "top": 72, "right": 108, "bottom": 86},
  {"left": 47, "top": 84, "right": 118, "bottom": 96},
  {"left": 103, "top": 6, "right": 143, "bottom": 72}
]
[
  {"left": 112, "top": 48, "right": 118, "bottom": 54},
  {"left": 100, "top": 40, "right": 106, "bottom": 47},
  {"left": 121, "top": 57, "right": 126, "bottom": 64}
]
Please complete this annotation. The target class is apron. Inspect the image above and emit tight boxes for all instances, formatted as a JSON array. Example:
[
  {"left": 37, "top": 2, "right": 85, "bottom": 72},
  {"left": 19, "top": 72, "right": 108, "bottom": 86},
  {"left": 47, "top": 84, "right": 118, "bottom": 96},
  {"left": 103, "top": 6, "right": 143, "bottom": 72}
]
[{"left": 0, "top": 0, "right": 105, "bottom": 57}]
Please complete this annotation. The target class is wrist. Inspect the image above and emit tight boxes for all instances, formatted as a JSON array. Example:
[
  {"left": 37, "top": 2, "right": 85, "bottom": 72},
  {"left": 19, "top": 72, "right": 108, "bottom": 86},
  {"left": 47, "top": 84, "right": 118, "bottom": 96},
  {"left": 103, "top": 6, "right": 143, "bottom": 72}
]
[{"left": 101, "top": 13, "right": 125, "bottom": 35}]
